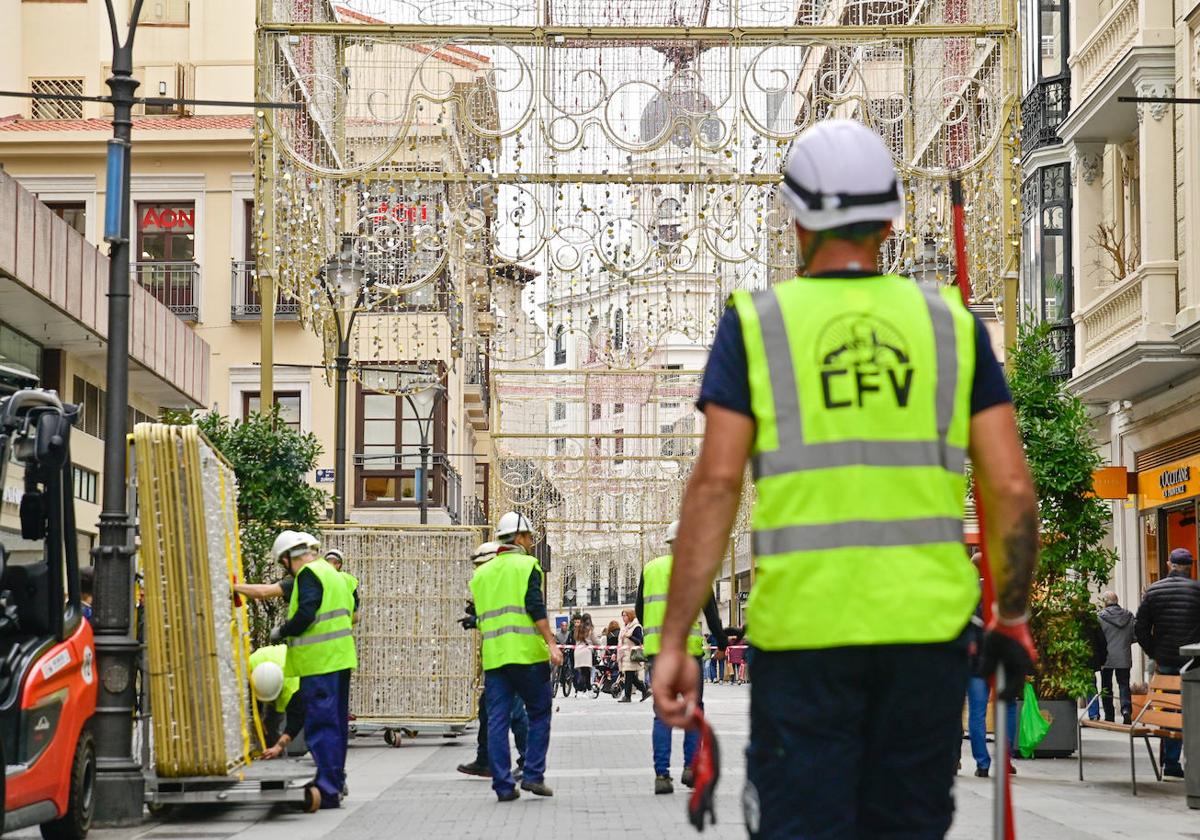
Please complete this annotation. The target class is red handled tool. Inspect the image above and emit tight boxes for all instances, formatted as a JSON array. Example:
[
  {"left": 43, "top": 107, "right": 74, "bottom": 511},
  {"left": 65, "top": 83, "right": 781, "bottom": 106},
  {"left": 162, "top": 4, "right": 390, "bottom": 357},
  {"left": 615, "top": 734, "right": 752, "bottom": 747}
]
[
  {"left": 687, "top": 706, "right": 720, "bottom": 831},
  {"left": 951, "top": 177, "right": 1014, "bottom": 840}
]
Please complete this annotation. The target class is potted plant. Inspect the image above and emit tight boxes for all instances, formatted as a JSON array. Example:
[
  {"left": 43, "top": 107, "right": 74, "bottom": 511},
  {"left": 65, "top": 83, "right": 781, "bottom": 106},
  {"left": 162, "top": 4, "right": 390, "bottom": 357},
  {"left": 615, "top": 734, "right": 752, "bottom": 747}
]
[{"left": 1007, "top": 323, "right": 1118, "bottom": 757}]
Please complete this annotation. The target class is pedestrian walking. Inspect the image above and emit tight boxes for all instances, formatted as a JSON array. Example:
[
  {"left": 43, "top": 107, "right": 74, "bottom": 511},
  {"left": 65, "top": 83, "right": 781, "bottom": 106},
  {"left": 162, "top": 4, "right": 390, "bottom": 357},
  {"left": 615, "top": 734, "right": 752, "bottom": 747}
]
[
  {"left": 573, "top": 621, "right": 596, "bottom": 692},
  {"left": 726, "top": 629, "right": 746, "bottom": 684},
  {"left": 469, "top": 512, "right": 562, "bottom": 801},
  {"left": 964, "top": 553, "right": 1016, "bottom": 778},
  {"left": 1096, "top": 591, "right": 1135, "bottom": 724},
  {"left": 458, "top": 541, "right": 530, "bottom": 781},
  {"left": 649, "top": 119, "right": 1039, "bottom": 838},
  {"left": 617, "top": 609, "right": 650, "bottom": 703},
  {"left": 1134, "top": 547, "right": 1200, "bottom": 778},
  {"left": 637, "top": 520, "right": 727, "bottom": 795},
  {"left": 270, "top": 530, "right": 357, "bottom": 811}
]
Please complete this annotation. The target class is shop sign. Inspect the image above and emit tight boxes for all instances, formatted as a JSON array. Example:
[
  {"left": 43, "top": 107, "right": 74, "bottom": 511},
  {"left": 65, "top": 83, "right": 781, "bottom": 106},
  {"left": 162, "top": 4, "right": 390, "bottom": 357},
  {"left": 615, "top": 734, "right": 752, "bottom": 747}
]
[
  {"left": 1091, "top": 466, "right": 1132, "bottom": 500},
  {"left": 373, "top": 201, "right": 432, "bottom": 224},
  {"left": 139, "top": 206, "right": 195, "bottom": 232},
  {"left": 1138, "top": 455, "right": 1200, "bottom": 509}
]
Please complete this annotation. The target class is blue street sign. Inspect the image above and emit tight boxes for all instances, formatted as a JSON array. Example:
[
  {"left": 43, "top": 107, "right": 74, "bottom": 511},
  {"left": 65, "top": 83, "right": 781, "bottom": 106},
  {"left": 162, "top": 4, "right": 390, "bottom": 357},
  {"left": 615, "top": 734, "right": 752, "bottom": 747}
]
[{"left": 315, "top": 468, "right": 335, "bottom": 483}]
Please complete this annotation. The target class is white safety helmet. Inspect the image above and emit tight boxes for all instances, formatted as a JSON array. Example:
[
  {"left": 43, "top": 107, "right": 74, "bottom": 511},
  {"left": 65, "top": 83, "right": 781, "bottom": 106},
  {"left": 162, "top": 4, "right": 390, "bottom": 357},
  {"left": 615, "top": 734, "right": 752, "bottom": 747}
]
[
  {"left": 779, "top": 119, "right": 903, "bottom": 232},
  {"left": 250, "top": 660, "right": 284, "bottom": 702},
  {"left": 471, "top": 541, "right": 502, "bottom": 566},
  {"left": 298, "top": 532, "right": 320, "bottom": 551},
  {"left": 495, "top": 511, "right": 534, "bottom": 541},
  {"left": 666, "top": 520, "right": 680, "bottom": 545},
  {"left": 324, "top": 548, "right": 345, "bottom": 567},
  {"left": 272, "top": 530, "right": 313, "bottom": 563}
]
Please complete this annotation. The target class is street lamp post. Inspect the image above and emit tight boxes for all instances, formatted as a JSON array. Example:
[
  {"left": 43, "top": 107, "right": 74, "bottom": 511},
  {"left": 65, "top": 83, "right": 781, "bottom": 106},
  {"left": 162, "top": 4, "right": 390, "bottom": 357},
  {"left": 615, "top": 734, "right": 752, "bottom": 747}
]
[
  {"left": 321, "top": 235, "right": 371, "bottom": 525},
  {"left": 403, "top": 383, "right": 443, "bottom": 525}
]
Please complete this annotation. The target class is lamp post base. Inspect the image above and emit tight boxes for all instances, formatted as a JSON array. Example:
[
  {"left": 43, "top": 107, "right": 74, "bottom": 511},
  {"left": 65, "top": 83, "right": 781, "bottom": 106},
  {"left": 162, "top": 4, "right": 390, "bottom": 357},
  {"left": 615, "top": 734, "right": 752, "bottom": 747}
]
[{"left": 93, "top": 767, "right": 146, "bottom": 827}]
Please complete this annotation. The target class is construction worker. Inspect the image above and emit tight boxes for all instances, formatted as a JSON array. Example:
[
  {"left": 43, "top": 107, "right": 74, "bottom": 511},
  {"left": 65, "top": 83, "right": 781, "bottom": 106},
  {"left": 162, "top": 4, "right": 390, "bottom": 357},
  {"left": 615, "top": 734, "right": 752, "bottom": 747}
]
[
  {"left": 651, "top": 119, "right": 1039, "bottom": 838},
  {"left": 269, "top": 530, "right": 357, "bottom": 810},
  {"left": 323, "top": 548, "right": 360, "bottom": 623},
  {"left": 469, "top": 512, "right": 562, "bottom": 801},
  {"left": 249, "top": 644, "right": 304, "bottom": 759},
  {"left": 636, "top": 519, "right": 727, "bottom": 795},
  {"left": 457, "top": 541, "right": 530, "bottom": 781}
]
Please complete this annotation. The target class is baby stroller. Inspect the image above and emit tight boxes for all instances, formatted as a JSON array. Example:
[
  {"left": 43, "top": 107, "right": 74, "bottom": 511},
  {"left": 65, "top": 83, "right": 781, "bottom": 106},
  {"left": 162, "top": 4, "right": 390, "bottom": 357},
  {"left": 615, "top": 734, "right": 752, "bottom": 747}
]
[{"left": 592, "top": 653, "right": 622, "bottom": 698}]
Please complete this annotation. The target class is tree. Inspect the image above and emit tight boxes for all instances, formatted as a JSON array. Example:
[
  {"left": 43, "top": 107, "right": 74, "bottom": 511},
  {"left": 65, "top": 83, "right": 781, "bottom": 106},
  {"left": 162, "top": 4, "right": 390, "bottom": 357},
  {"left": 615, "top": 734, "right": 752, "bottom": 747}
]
[
  {"left": 166, "top": 406, "right": 327, "bottom": 643},
  {"left": 1007, "top": 323, "right": 1117, "bottom": 699}
]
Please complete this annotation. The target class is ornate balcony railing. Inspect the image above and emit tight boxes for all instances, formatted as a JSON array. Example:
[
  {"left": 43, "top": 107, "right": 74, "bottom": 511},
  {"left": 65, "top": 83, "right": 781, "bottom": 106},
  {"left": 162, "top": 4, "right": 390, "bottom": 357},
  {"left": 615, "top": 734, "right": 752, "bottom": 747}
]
[
  {"left": 465, "top": 344, "right": 490, "bottom": 417},
  {"left": 132, "top": 261, "right": 200, "bottom": 321},
  {"left": 1079, "top": 269, "right": 1144, "bottom": 368},
  {"left": 230, "top": 261, "right": 299, "bottom": 320},
  {"left": 1071, "top": 0, "right": 1138, "bottom": 101},
  {"left": 1045, "top": 320, "right": 1075, "bottom": 380},
  {"left": 1021, "top": 78, "right": 1069, "bottom": 154}
]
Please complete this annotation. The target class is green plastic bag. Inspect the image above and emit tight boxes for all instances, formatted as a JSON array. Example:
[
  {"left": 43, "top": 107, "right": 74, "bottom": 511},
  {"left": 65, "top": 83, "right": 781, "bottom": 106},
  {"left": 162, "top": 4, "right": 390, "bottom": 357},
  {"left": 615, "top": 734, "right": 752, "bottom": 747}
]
[{"left": 1017, "top": 682, "right": 1051, "bottom": 758}]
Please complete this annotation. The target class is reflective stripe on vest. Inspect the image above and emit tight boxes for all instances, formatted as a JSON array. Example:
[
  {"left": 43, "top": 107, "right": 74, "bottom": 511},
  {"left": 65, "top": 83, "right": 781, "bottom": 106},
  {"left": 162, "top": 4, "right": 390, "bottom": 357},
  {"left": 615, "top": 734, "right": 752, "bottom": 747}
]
[
  {"left": 469, "top": 550, "right": 550, "bottom": 670},
  {"left": 641, "top": 556, "right": 704, "bottom": 657},
  {"left": 284, "top": 559, "right": 358, "bottom": 677},
  {"left": 732, "top": 276, "right": 978, "bottom": 651}
]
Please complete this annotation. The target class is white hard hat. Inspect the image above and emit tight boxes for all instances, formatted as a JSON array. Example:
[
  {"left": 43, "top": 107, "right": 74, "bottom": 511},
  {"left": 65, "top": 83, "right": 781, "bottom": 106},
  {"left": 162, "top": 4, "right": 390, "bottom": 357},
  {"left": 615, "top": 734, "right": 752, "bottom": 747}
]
[
  {"left": 779, "top": 119, "right": 903, "bottom": 231},
  {"left": 496, "top": 511, "right": 533, "bottom": 540},
  {"left": 324, "top": 548, "right": 345, "bottom": 565},
  {"left": 666, "top": 520, "right": 680, "bottom": 545},
  {"left": 472, "top": 541, "right": 501, "bottom": 566},
  {"left": 298, "top": 532, "right": 319, "bottom": 550},
  {"left": 250, "top": 660, "right": 284, "bottom": 702},
  {"left": 272, "top": 530, "right": 312, "bottom": 562}
]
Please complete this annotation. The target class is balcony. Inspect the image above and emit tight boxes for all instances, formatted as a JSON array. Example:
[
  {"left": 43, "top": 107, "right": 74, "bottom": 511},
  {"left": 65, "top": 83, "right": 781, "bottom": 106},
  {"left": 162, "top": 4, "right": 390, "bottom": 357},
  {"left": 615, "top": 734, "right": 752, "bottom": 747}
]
[
  {"left": 464, "top": 345, "right": 490, "bottom": 431},
  {"left": 1070, "top": 264, "right": 1192, "bottom": 402},
  {"left": 230, "top": 261, "right": 299, "bottom": 321},
  {"left": 354, "top": 451, "right": 462, "bottom": 518},
  {"left": 1021, "top": 78, "right": 1069, "bottom": 155},
  {"left": 132, "top": 261, "right": 199, "bottom": 321},
  {"left": 1071, "top": 0, "right": 1139, "bottom": 102}
]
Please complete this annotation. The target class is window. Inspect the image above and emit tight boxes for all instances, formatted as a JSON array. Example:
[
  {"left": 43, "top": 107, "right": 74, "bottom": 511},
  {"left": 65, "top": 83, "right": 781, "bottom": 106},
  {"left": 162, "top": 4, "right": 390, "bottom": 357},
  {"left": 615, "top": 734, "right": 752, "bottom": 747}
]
[
  {"left": 553, "top": 325, "right": 566, "bottom": 366},
  {"left": 553, "top": 437, "right": 566, "bottom": 455},
  {"left": 613, "top": 309, "right": 625, "bottom": 350},
  {"left": 660, "top": 422, "right": 676, "bottom": 457},
  {"left": 72, "top": 375, "right": 155, "bottom": 438},
  {"left": 614, "top": 402, "right": 624, "bottom": 414},
  {"left": 242, "top": 391, "right": 302, "bottom": 432},
  {"left": 72, "top": 466, "right": 98, "bottom": 504},
  {"left": 553, "top": 401, "right": 566, "bottom": 421},
  {"left": 29, "top": 78, "right": 84, "bottom": 120},
  {"left": 141, "top": 0, "right": 190, "bottom": 25},
  {"left": 606, "top": 564, "right": 619, "bottom": 605},
  {"left": 46, "top": 202, "right": 86, "bottom": 237},
  {"left": 137, "top": 202, "right": 195, "bottom": 263},
  {"left": 614, "top": 429, "right": 625, "bottom": 464},
  {"left": 1019, "top": 164, "right": 1071, "bottom": 325},
  {"left": 591, "top": 403, "right": 602, "bottom": 420},
  {"left": 354, "top": 385, "right": 448, "bottom": 507},
  {"left": 0, "top": 322, "right": 42, "bottom": 377}
]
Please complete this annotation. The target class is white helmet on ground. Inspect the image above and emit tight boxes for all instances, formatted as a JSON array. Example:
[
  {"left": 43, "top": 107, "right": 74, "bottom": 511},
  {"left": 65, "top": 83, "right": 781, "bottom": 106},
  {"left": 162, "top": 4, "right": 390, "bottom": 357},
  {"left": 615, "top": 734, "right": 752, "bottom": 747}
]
[
  {"left": 324, "top": 548, "right": 345, "bottom": 567},
  {"left": 666, "top": 520, "right": 680, "bottom": 545},
  {"left": 495, "top": 511, "right": 534, "bottom": 540},
  {"left": 471, "top": 541, "right": 502, "bottom": 566},
  {"left": 250, "top": 660, "right": 284, "bottom": 702},
  {"left": 779, "top": 119, "right": 903, "bottom": 232}
]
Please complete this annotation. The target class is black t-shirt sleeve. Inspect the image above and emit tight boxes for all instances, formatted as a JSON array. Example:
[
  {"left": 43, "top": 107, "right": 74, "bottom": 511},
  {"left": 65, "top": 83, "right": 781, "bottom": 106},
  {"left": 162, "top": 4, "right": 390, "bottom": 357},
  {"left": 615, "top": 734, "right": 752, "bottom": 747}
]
[
  {"left": 525, "top": 567, "right": 547, "bottom": 623},
  {"left": 278, "top": 569, "right": 322, "bottom": 637},
  {"left": 697, "top": 307, "right": 752, "bottom": 417},
  {"left": 970, "top": 315, "right": 1011, "bottom": 415},
  {"left": 279, "top": 575, "right": 294, "bottom": 601}
]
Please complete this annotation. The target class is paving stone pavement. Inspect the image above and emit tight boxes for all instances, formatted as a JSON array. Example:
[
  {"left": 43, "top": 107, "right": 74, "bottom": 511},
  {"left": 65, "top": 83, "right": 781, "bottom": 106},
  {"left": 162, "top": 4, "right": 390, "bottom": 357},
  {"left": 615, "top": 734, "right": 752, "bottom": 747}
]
[{"left": 29, "top": 682, "right": 1198, "bottom": 840}]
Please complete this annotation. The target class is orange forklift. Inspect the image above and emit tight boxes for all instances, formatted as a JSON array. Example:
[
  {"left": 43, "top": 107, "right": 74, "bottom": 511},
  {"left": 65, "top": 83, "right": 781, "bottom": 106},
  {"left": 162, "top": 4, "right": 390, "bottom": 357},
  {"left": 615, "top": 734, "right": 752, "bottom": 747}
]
[{"left": 0, "top": 365, "right": 98, "bottom": 838}]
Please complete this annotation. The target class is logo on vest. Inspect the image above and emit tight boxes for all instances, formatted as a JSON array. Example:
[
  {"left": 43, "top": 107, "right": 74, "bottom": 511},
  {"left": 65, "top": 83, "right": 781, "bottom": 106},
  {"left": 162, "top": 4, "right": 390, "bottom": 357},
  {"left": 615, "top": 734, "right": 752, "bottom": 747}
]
[{"left": 816, "top": 315, "right": 914, "bottom": 410}]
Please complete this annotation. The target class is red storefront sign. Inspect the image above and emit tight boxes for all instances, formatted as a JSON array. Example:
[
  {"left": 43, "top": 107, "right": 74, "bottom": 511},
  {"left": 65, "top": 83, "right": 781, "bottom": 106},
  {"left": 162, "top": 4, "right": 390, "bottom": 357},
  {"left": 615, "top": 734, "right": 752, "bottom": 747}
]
[
  {"left": 374, "top": 201, "right": 431, "bottom": 223},
  {"left": 139, "top": 205, "right": 195, "bottom": 232}
]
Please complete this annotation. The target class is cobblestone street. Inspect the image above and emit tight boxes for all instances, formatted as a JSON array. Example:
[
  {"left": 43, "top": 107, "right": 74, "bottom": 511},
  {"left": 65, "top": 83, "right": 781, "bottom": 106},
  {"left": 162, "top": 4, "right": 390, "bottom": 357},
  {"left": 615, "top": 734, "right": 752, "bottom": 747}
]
[{"left": 29, "top": 685, "right": 1194, "bottom": 840}]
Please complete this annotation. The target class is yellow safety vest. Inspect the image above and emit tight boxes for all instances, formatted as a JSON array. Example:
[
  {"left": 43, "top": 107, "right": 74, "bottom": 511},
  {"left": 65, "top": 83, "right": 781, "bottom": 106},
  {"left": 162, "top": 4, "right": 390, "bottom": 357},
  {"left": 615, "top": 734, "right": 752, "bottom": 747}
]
[
  {"left": 285, "top": 559, "right": 358, "bottom": 677},
  {"left": 731, "top": 275, "right": 978, "bottom": 650},
  {"left": 641, "top": 555, "right": 705, "bottom": 657},
  {"left": 248, "top": 644, "right": 300, "bottom": 713},
  {"left": 469, "top": 549, "right": 550, "bottom": 670}
]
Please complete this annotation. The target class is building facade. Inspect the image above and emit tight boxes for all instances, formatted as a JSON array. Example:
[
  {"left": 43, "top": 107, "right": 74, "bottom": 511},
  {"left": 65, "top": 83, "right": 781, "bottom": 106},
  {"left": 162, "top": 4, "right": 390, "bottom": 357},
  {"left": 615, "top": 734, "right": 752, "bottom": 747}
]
[{"left": 0, "top": 0, "right": 492, "bottom": 528}]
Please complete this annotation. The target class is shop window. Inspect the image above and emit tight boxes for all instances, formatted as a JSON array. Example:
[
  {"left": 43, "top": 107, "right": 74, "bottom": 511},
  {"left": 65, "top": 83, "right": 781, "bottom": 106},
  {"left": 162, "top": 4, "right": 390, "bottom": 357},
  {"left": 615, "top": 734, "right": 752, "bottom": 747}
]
[
  {"left": 72, "top": 465, "right": 98, "bottom": 504},
  {"left": 242, "top": 391, "right": 302, "bottom": 432}
]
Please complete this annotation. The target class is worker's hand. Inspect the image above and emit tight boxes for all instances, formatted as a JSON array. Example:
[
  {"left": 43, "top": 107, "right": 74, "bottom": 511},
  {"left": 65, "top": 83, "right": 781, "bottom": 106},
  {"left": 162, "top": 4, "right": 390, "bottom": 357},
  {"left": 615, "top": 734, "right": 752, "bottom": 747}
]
[
  {"left": 262, "top": 743, "right": 285, "bottom": 760},
  {"left": 268, "top": 624, "right": 286, "bottom": 645},
  {"left": 549, "top": 643, "right": 564, "bottom": 668},
  {"left": 458, "top": 614, "right": 477, "bottom": 630},
  {"left": 980, "top": 617, "right": 1037, "bottom": 701},
  {"left": 652, "top": 646, "right": 700, "bottom": 729}
]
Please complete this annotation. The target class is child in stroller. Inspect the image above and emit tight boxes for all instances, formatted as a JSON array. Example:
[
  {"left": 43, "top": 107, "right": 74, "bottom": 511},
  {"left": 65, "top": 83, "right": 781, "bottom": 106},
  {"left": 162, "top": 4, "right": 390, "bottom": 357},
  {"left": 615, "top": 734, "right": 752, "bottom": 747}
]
[{"left": 592, "top": 649, "right": 623, "bottom": 698}]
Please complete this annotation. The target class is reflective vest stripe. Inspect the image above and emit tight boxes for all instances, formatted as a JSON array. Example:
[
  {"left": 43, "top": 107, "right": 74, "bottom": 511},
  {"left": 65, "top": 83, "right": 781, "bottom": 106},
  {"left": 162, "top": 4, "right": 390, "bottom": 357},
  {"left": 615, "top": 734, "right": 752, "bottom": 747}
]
[
  {"left": 313, "top": 608, "right": 350, "bottom": 623},
  {"left": 478, "top": 605, "right": 529, "bottom": 621},
  {"left": 643, "top": 594, "right": 667, "bottom": 604},
  {"left": 752, "top": 516, "right": 964, "bottom": 556},
  {"left": 756, "top": 439, "right": 966, "bottom": 478},
  {"left": 921, "top": 286, "right": 959, "bottom": 449},
  {"left": 482, "top": 625, "right": 540, "bottom": 640},
  {"left": 290, "top": 626, "right": 355, "bottom": 647},
  {"left": 641, "top": 555, "right": 705, "bottom": 657}
]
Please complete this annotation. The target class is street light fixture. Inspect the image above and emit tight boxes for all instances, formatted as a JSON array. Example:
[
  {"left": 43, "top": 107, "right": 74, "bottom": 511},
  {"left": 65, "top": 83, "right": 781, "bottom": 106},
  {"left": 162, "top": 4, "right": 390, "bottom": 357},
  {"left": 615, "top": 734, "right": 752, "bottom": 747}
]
[
  {"left": 403, "top": 379, "right": 444, "bottom": 525},
  {"left": 321, "top": 234, "right": 372, "bottom": 524}
]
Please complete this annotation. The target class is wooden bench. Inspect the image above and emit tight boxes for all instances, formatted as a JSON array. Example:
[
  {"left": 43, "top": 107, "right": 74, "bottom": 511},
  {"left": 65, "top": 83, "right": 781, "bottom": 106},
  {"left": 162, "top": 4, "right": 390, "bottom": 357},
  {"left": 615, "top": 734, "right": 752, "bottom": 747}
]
[{"left": 1077, "top": 674, "right": 1182, "bottom": 795}]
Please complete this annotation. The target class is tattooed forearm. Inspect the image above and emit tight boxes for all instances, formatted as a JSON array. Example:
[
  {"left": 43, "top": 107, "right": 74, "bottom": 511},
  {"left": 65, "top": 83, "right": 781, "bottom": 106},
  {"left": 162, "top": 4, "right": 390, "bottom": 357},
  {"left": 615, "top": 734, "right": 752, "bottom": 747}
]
[{"left": 996, "top": 510, "right": 1038, "bottom": 619}]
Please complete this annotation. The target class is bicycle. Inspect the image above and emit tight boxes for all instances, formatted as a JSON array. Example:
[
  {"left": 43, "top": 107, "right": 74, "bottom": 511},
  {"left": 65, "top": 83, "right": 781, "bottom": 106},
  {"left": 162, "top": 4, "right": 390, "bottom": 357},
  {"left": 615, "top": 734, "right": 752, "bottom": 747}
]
[{"left": 552, "top": 662, "right": 573, "bottom": 697}]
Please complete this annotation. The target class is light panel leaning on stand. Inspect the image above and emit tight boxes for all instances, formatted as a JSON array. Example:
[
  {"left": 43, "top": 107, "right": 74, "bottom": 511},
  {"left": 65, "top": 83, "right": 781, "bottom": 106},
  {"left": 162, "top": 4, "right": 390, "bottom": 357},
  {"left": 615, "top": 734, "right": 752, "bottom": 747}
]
[{"left": 650, "top": 119, "right": 1040, "bottom": 839}]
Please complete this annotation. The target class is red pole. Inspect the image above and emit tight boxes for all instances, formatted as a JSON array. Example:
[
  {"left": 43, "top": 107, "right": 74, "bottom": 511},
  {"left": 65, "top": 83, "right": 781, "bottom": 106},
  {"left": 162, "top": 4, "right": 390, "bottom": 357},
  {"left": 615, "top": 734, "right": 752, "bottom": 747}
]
[{"left": 951, "top": 177, "right": 1015, "bottom": 840}]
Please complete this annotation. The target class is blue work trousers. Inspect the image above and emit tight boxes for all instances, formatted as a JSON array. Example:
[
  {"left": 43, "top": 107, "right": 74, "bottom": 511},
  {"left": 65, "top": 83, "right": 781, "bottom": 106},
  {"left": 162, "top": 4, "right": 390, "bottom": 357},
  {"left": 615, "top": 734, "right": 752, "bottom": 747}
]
[
  {"left": 965, "top": 674, "right": 1015, "bottom": 770},
  {"left": 649, "top": 655, "right": 704, "bottom": 776},
  {"left": 475, "top": 690, "right": 529, "bottom": 767},
  {"left": 301, "top": 670, "right": 350, "bottom": 808},
  {"left": 483, "top": 662, "right": 552, "bottom": 796}
]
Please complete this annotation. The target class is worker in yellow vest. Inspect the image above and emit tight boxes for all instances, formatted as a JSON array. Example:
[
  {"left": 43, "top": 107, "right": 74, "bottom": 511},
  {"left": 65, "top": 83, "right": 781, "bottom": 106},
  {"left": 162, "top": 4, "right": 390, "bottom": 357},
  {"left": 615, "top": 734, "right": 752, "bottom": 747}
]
[
  {"left": 651, "top": 119, "right": 1039, "bottom": 838},
  {"left": 635, "top": 520, "right": 726, "bottom": 795},
  {"left": 249, "top": 644, "right": 304, "bottom": 759},
  {"left": 269, "top": 530, "right": 357, "bottom": 811},
  {"left": 322, "top": 548, "right": 360, "bottom": 624},
  {"left": 469, "top": 511, "right": 563, "bottom": 802}
]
